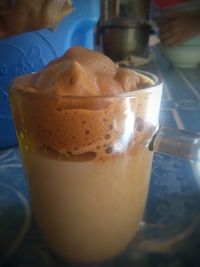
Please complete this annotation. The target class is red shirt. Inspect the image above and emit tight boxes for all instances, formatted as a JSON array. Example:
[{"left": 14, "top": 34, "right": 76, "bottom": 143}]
[{"left": 154, "top": 0, "right": 188, "bottom": 8}]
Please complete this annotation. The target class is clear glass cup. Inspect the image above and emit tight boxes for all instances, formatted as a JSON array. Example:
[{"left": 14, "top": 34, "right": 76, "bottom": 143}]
[{"left": 9, "top": 71, "right": 200, "bottom": 264}]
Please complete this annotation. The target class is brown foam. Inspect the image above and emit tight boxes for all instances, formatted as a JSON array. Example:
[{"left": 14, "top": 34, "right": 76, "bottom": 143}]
[
  {"left": 13, "top": 46, "right": 154, "bottom": 96},
  {"left": 11, "top": 91, "right": 156, "bottom": 162},
  {"left": 11, "top": 46, "right": 156, "bottom": 161},
  {"left": 60, "top": 46, "right": 118, "bottom": 76}
]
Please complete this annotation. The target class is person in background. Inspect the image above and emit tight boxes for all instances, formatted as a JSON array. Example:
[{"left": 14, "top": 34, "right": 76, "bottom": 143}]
[
  {"left": 154, "top": 0, "right": 200, "bottom": 46},
  {"left": 0, "top": 0, "right": 73, "bottom": 38}
]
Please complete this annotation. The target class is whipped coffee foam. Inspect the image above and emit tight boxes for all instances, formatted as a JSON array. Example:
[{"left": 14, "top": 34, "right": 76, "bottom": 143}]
[
  {"left": 13, "top": 46, "right": 154, "bottom": 96},
  {"left": 11, "top": 46, "right": 155, "bottom": 162}
]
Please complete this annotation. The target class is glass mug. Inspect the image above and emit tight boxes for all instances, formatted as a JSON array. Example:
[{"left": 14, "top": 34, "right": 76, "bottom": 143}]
[{"left": 10, "top": 71, "right": 200, "bottom": 264}]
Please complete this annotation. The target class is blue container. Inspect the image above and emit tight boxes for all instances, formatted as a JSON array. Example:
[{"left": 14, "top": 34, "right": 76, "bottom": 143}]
[{"left": 0, "top": 0, "right": 100, "bottom": 148}]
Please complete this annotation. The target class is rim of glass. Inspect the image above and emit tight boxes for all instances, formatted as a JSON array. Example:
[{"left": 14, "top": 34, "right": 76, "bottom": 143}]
[{"left": 10, "top": 70, "right": 163, "bottom": 100}]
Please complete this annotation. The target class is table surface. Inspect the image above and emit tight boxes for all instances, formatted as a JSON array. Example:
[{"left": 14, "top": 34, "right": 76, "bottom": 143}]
[{"left": 1, "top": 46, "right": 200, "bottom": 267}]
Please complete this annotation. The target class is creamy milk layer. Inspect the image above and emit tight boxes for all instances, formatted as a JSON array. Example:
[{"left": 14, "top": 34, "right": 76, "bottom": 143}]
[
  {"left": 27, "top": 148, "right": 152, "bottom": 263},
  {"left": 10, "top": 46, "right": 157, "bottom": 263}
]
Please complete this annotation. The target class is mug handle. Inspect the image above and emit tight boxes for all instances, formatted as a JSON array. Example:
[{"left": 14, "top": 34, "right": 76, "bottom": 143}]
[
  {"left": 149, "top": 126, "right": 200, "bottom": 162},
  {"left": 130, "top": 126, "right": 200, "bottom": 253}
]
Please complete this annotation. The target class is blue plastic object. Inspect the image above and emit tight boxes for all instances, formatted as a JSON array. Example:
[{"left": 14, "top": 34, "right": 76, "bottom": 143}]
[{"left": 0, "top": 0, "right": 100, "bottom": 148}]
